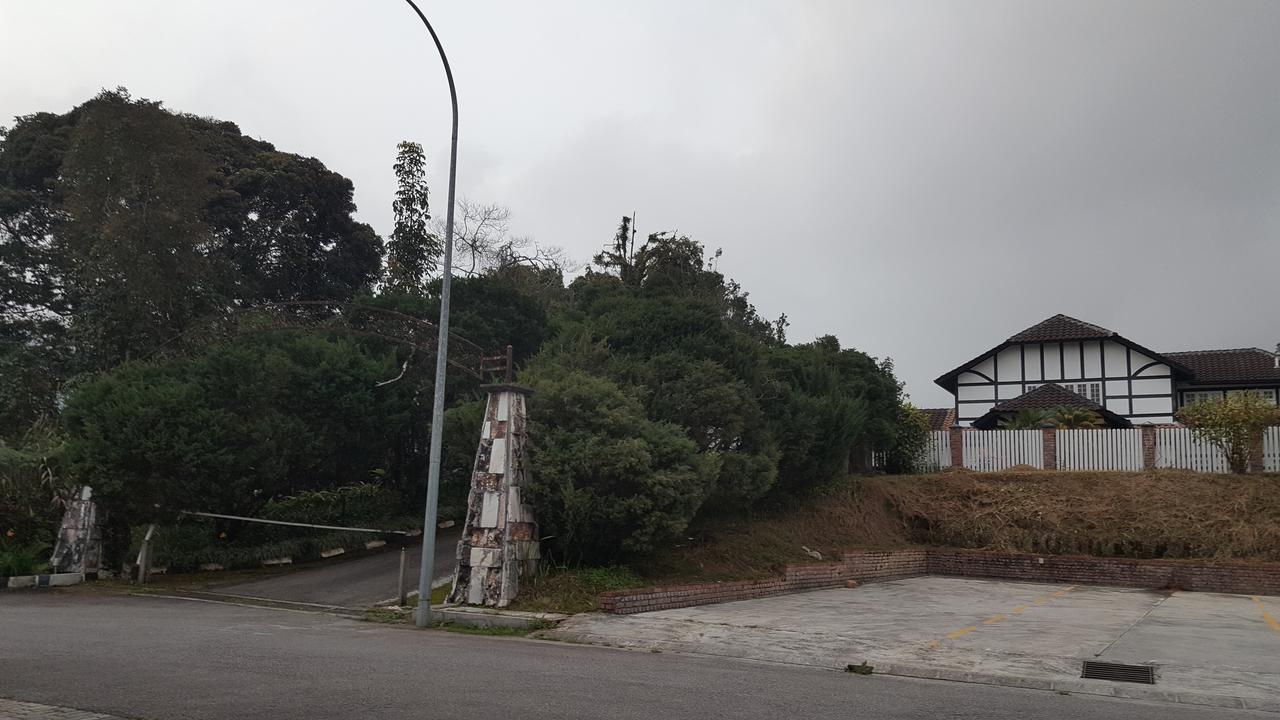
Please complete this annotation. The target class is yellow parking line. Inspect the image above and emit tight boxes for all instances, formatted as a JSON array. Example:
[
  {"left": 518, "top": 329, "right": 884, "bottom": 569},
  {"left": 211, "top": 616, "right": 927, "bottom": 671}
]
[
  {"left": 1253, "top": 596, "right": 1280, "bottom": 635},
  {"left": 927, "top": 585, "right": 1074, "bottom": 649}
]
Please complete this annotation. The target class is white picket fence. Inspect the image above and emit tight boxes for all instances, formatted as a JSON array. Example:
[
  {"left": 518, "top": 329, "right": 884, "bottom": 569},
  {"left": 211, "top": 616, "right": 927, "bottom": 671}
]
[
  {"left": 914, "top": 426, "right": 1280, "bottom": 474},
  {"left": 1155, "top": 427, "right": 1229, "bottom": 473},
  {"left": 961, "top": 429, "right": 1043, "bottom": 471},
  {"left": 918, "top": 431, "right": 951, "bottom": 471},
  {"left": 1265, "top": 426, "right": 1280, "bottom": 473},
  {"left": 1057, "top": 429, "right": 1143, "bottom": 471}
]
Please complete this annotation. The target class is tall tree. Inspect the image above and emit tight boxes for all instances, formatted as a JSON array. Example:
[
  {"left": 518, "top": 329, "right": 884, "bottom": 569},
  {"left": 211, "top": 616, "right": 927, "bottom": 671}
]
[
  {"left": 384, "top": 141, "right": 439, "bottom": 295},
  {"left": 0, "top": 89, "right": 384, "bottom": 434}
]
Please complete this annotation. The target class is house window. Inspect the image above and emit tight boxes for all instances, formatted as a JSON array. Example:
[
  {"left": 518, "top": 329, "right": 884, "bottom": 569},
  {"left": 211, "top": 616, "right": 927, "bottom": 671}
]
[
  {"left": 1227, "top": 389, "right": 1278, "bottom": 405},
  {"left": 1030, "top": 382, "right": 1102, "bottom": 403},
  {"left": 1182, "top": 391, "right": 1223, "bottom": 405}
]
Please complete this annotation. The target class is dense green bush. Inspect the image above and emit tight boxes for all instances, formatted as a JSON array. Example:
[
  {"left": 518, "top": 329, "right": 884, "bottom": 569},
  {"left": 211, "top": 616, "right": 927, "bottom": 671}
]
[
  {"left": 524, "top": 366, "right": 717, "bottom": 564},
  {"left": 0, "top": 420, "right": 67, "bottom": 543},
  {"left": 0, "top": 538, "right": 49, "bottom": 576}
]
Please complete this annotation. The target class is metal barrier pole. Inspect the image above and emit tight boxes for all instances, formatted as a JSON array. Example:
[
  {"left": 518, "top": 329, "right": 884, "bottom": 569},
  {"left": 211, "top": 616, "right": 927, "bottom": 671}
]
[
  {"left": 135, "top": 524, "right": 156, "bottom": 584},
  {"left": 398, "top": 548, "right": 409, "bottom": 606}
]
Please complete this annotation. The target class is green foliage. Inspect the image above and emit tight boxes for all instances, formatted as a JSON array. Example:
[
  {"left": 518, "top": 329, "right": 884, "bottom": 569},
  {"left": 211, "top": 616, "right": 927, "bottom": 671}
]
[
  {"left": 385, "top": 141, "right": 440, "bottom": 295},
  {"left": 0, "top": 419, "right": 67, "bottom": 542},
  {"left": 62, "top": 332, "right": 412, "bottom": 538},
  {"left": 1178, "top": 393, "right": 1280, "bottom": 474},
  {"left": 883, "top": 404, "right": 931, "bottom": 474},
  {"left": 523, "top": 365, "right": 717, "bottom": 564},
  {"left": 258, "top": 483, "right": 402, "bottom": 528},
  {"left": 0, "top": 538, "right": 49, "bottom": 576},
  {"left": 999, "top": 409, "right": 1051, "bottom": 430},
  {"left": 0, "top": 89, "right": 382, "bottom": 434},
  {"left": 1046, "top": 406, "right": 1104, "bottom": 429}
]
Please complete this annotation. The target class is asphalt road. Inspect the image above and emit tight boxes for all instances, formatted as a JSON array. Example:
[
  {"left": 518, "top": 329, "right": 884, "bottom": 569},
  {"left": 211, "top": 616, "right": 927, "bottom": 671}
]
[
  {"left": 0, "top": 592, "right": 1272, "bottom": 720},
  {"left": 211, "top": 528, "right": 460, "bottom": 607}
]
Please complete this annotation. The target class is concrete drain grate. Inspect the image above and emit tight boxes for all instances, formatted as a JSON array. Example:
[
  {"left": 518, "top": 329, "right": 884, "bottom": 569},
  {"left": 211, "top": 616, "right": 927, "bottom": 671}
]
[{"left": 1080, "top": 660, "right": 1156, "bottom": 684}]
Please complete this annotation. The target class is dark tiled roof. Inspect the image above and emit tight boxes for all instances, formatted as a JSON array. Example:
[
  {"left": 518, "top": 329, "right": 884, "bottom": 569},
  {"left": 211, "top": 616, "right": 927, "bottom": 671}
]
[
  {"left": 919, "top": 407, "right": 956, "bottom": 431},
  {"left": 1164, "top": 348, "right": 1280, "bottom": 385},
  {"left": 1007, "top": 314, "right": 1114, "bottom": 343},
  {"left": 989, "top": 383, "right": 1104, "bottom": 413}
]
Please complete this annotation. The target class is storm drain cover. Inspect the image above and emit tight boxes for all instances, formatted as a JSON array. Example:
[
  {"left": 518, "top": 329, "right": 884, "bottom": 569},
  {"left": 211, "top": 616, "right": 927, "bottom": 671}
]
[{"left": 1080, "top": 660, "right": 1156, "bottom": 684}]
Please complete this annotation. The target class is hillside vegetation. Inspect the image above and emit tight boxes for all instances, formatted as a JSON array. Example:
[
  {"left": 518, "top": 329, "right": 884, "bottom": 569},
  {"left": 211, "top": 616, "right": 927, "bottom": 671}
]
[{"left": 641, "top": 470, "right": 1280, "bottom": 582}]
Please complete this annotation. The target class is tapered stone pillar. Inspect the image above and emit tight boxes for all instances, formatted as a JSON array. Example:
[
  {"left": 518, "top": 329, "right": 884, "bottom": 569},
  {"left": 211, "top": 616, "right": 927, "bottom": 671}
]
[
  {"left": 448, "top": 384, "right": 539, "bottom": 607},
  {"left": 49, "top": 486, "right": 102, "bottom": 576}
]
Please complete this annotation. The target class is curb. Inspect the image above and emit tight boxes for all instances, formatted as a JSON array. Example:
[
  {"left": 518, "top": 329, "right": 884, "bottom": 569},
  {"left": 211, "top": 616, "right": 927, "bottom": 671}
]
[
  {"left": 433, "top": 604, "right": 567, "bottom": 629},
  {"left": 0, "top": 572, "right": 86, "bottom": 590},
  {"left": 863, "top": 660, "right": 1280, "bottom": 714}
]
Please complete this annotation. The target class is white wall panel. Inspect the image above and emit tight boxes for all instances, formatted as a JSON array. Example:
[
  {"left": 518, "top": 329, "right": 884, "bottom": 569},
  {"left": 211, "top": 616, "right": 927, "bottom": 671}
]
[
  {"left": 1105, "top": 381, "right": 1129, "bottom": 397},
  {"left": 1131, "top": 378, "right": 1172, "bottom": 395},
  {"left": 1131, "top": 396, "right": 1174, "bottom": 415},
  {"left": 996, "top": 347, "right": 1022, "bottom": 381},
  {"left": 1135, "top": 362, "right": 1169, "bottom": 377},
  {"left": 1025, "top": 344, "right": 1043, "bottom": 382},
  {"left": 1063, "top": 342, "right": 1081, "bottom": 379},
  {"left": 957, "top": 384, "right": 995, "bottom": 401},
  {"left": 1104, "top": 341, "right": 1128, "bottom": 377},
  {"left": 971, "top": 356, "right": 995, "bottom": 379},
  {"left": 957, "top": 371, "right": 989, "bottom": 384},
  {"left": 1043, "top": 343, "right": 1062, "bottom": 380},
  {"left": 1083, "top": 341, "right": 1102, "bottom": 377}
]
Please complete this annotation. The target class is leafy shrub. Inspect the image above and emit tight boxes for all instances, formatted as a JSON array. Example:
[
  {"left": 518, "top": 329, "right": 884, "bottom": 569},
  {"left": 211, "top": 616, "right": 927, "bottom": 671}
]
[
  {"left": 1178, "top": 393, "right": 1280, "bottom": 474},
  {"left": 0, "top": 538, "right": 49, "bottom": 576},
  {"left": 524, "top": 367, "right": 717, "bottom": 564}
]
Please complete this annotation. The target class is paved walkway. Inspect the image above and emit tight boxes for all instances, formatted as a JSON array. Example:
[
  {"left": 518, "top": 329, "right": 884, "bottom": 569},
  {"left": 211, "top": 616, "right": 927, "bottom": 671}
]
[
  {"left": 208, "top": 528, "right": 459, "bottom": 608},
  {"left": 0, "top": 698, "right": 124, "bottom": 719},
  {"left": 547, "top": 576, "right": 1280, "bottom": 712}
]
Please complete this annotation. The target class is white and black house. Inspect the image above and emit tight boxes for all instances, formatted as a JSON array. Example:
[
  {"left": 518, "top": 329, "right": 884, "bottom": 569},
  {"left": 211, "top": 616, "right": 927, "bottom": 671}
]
[{"left": 933, "top": 314, "right": 1280, "bottom": 427}]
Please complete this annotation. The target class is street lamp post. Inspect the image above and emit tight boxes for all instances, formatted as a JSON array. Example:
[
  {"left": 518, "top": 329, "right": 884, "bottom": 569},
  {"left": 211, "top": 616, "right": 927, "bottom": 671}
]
[{"left": 403, "top": 0, "right": 459, "bottom": 628}]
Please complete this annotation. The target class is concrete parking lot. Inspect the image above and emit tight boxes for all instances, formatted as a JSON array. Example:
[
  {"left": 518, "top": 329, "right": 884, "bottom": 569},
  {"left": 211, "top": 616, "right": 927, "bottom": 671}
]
[{"left": 546, "top": 576, "right": 1280, "bottom": 711}]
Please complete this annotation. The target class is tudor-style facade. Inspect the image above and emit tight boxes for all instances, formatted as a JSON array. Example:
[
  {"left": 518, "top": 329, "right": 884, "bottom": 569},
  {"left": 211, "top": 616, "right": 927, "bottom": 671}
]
[{"left": 934, "top": 315, "right": 1280, "bottom": 427}]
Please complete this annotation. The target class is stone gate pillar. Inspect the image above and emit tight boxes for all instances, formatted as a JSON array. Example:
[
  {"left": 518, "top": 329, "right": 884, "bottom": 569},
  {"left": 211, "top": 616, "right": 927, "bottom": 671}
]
[
  {"left": 448, "top": 384, "right": 539, "bottom": 607},
  {"left": 49, "top": 486, "right": 102, "bottom": 576}
]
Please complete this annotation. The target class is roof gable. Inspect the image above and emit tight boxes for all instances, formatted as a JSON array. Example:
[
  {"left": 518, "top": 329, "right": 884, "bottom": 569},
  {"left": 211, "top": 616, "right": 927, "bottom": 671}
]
[{"left": 1007, "top": 314, "right": 1114, "bottom": 343}]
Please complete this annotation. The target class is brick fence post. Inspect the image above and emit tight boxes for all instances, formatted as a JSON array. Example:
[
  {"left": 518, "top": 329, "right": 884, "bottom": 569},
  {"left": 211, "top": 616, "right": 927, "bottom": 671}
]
[
  {"left": 1041, "top": 427, "right": 1057, "bottom": 470},
  {"left": 949, "top": 426, "right": 964, "bottom": 469},
  {"left": 1141, "top": 425, "right": 1157, "bottom": 470}
]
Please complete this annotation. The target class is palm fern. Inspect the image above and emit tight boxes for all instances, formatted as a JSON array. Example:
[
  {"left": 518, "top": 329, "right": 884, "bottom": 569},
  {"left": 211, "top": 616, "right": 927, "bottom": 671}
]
[
  {"left": 1046, "top": 406, "right": 1104, "bottom": 429},
  {"left": 999, "top": 409, "right": 1051, "bottom": 429}
]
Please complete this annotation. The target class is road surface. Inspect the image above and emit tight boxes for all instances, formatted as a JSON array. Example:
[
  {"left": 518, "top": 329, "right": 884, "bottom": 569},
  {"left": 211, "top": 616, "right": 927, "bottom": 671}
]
[
  {"left": 210, "top": 528, "right": 459, "bottom": 607},
  {"left": 0, "top": 592, "right": 1270, "bottom": 720}
]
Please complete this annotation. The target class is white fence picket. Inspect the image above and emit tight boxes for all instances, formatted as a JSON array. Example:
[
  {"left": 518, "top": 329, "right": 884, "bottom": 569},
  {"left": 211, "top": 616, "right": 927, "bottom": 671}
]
[
  {"left": 1155, "top": 427, "right": 1229, "bottom": 473},
  {"left": 917, "top": 431, "right": 951, "bottom": 471},
  {"left": 1265, "top": 427, "right": 1280, "bottom": 473},
  {"left": 961, "top": 429, "right": 1043, "bottom": 471},
  {"left": 1057, "top": 429, "right": 1143, "bottom": 471}
]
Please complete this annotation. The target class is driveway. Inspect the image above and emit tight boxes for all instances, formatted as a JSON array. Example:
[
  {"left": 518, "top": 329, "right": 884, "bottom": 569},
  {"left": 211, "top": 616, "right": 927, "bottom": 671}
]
[
  {"left": 547, "top": 576, "right": 1280, "bottom": 711},
  {"left": 206, "top": 528, "right": 460, "bottom": 608}
]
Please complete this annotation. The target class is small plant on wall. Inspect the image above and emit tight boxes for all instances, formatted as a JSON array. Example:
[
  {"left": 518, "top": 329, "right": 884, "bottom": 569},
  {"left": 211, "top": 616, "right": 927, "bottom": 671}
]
[{"left": 1177, "top": 393, "right": 1280, "bottom": 474}]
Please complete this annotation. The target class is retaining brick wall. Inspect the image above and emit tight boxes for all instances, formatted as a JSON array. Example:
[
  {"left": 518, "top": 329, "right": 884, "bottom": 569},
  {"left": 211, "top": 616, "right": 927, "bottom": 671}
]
[
  {"left": 599, "top": 550, "right": 925, "bottom": 614},
  {"left": 599, "top": 548, "right": 1280, "bottom": 613}
]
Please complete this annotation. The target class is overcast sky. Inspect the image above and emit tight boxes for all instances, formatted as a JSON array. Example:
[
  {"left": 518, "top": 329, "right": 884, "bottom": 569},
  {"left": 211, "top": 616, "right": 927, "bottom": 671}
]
[{"left": 3, "top": 1, "right": 1278, "bottom": 406}]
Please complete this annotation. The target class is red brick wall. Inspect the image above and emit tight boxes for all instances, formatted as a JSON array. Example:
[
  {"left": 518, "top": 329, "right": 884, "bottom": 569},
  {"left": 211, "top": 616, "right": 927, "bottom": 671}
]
[
  {"left": 598, "top": 550, "right": 926, "bottom": 614},
  {"left": 598, "top": 548, "right": 1280, "bottom": 614}
]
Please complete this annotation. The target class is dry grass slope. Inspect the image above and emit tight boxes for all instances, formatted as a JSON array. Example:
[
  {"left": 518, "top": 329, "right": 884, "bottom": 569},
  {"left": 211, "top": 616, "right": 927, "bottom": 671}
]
[{"left": 647, "top": 470, "right": 1280, "bottom": 582}]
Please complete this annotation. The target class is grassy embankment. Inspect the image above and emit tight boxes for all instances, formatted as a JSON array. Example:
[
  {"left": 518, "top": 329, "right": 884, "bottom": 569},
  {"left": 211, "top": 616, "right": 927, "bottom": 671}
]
[{"left": 512, "top": 470, "right": 1280, "bottom": 613}]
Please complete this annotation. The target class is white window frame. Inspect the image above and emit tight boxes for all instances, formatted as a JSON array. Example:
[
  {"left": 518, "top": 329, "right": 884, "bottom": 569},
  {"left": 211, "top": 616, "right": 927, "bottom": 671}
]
[
  {"left": 1227, "top": 388, "right": 1278, "bottom": 405},
  {"left": 1029, "top": 382, "right": 1102, "bottom": 403}
]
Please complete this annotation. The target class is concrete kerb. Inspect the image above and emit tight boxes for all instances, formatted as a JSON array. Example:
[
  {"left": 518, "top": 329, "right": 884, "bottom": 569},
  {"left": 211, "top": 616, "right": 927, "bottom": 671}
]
[
  {"left": 0, "top": 572, "right": 86, "bottom": 590},
  {"left": 862, "top": 661, "right": 1280, "bottom": 714},
  {"left": 434, "top": 604, "right": 568, "bottom": 629}
]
